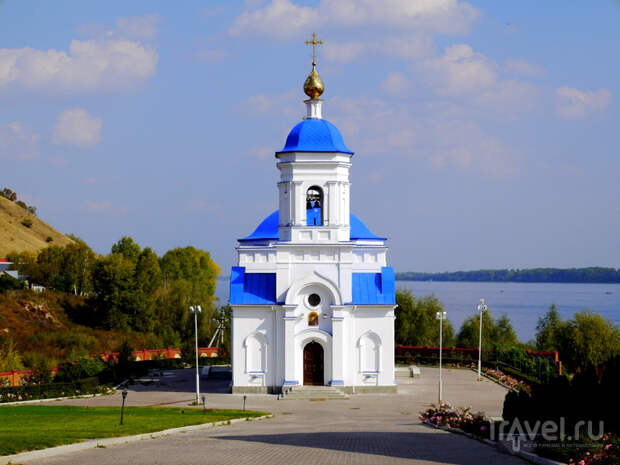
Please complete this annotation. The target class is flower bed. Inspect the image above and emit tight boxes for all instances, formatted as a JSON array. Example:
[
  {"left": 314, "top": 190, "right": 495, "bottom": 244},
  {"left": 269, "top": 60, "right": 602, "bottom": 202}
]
[
  {"left": 482, "top": 367, "right": 531, "bottom": 392},
  {"left": 543, "top": 434, "right": 620, "bottom": 465},
  {"left": 419, "top": 403, "right": 491, "bottom": 439}
]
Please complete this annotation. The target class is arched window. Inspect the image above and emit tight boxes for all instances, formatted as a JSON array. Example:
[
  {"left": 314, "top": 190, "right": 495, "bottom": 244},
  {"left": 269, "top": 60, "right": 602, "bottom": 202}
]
[
  {"left": 244, "top": 333, "right": 267, "bottom": 373},
  {"left": 306, "top": 186, "right": 323, "bottom": 226},
  {"left": 358, "top": 332, "right": 382, "bottom": 373}
]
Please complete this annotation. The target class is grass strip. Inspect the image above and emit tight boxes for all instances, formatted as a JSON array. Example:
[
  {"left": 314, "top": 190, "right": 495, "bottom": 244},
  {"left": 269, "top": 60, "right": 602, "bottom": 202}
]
[{"left": 0, "top": 405, "right": 268, "bottom": 455}]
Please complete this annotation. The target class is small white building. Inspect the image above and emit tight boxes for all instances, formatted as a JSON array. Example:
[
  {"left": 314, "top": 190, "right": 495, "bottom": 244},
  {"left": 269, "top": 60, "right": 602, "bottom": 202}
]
[{"left": 230, "top": 55, "right": 396, "bottom": 394}]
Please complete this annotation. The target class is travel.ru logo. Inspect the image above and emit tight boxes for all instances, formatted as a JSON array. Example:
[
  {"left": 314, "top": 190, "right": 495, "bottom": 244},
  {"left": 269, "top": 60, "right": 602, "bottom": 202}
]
[{"left": 491, "top": 418, "right": 605, "bottom": 452}]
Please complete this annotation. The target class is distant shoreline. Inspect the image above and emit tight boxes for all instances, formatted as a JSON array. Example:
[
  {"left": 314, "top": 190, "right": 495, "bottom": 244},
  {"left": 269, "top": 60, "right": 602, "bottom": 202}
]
[{"left": 395, "top": 267, "right": 620, "bottom": 284}]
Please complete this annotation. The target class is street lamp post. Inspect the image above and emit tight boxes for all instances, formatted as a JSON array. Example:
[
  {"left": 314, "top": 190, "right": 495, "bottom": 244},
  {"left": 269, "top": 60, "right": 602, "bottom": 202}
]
[
  {"left": 477, "top": 298, "right": 488, "bottom": 381},
  {"left": 189, "top": 305, "right": 202, "bottom": 404},
  {"left": 436, "top": 311, "right": 447, "bottom": 405},
  {"left": 120, "top": 388, "right": 128, "bottom": 425}
]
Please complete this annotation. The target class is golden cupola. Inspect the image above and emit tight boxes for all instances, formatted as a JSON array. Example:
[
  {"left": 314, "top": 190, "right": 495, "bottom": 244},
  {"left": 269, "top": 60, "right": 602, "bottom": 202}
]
[
  {"left": 304, "top": 61, "right": 324, "bottom": 100},
  {"left": 303, "top": 33, "right": 324, "bottom": 101}
]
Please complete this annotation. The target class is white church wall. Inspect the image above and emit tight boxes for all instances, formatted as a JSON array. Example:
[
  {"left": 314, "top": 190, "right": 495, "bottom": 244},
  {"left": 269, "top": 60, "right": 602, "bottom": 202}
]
[
  {"left": 349, "top": 307, "right": 396, "bottom": 386},
  {"left": 231, "top": 307, "right": 280, "bottom": 388}
]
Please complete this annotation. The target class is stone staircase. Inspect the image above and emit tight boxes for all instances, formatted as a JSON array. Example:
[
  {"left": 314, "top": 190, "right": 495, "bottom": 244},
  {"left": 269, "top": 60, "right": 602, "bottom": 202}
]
[{"left": 281, "top": 385, "right": 348, "bottom": 400}]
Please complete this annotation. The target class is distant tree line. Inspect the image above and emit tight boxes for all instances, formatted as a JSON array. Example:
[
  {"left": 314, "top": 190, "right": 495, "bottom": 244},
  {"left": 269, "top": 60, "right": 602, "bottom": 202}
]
[
  {"left": 7, "top": 236, "right": 221, "bottom": 349},
  {"left": 0, "top": 187, "right": 37, "bottom": 215},
  {"left": 396, "top": 267, "right": 620, "bottom": 284},
  {"left": 394, "top": 289, "right": 620, "bottom": 374}
]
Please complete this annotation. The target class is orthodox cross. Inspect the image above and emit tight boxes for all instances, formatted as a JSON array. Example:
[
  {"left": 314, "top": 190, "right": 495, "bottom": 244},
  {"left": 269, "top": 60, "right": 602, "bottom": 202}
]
[{"left": 305, "top": 32, "right": 323, "bottom": 65}]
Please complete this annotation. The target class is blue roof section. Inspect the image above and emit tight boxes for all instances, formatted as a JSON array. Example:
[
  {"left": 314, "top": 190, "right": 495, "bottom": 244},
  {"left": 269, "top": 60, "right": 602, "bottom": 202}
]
[
  {"left": 230, "top": 267, "right": 276, "bottom": 305},
  {"left": 239, "top": 211, "right": 280, "bottom": 242},
  {"left": 238, "top": 210, "right": 386, "bottom": 242},
  {"left": 279, "top": 119, "right": 354, "bottom": 154},
  {"left": 351, "top": 267, "right": 396, "bottom": 305}
]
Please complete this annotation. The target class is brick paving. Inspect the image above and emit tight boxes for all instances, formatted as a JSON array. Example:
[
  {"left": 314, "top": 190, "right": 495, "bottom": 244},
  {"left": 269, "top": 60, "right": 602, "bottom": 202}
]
[{"left": 25, "top": 368, "right": 527, "bottom": 464}]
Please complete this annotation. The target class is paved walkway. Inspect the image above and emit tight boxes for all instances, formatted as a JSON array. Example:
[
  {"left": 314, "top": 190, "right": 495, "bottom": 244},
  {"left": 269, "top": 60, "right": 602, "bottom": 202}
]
[{"left": 26, "top": 367, "right": 526, "bottom": 465}]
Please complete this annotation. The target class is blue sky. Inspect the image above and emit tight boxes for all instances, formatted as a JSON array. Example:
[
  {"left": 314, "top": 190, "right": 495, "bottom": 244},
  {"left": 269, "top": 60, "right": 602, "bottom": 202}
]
[{"left": 1, "top": 0, "right": 619, "bottom": 273}]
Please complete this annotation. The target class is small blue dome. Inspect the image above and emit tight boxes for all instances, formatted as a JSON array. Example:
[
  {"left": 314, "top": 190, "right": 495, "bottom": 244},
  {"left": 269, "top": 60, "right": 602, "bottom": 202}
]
[
  {"left": 239, "top": 210, "right": 386, "bottom": 242},
  {"left": 279, "top": 119, "right": 353, "bottom": 154}
]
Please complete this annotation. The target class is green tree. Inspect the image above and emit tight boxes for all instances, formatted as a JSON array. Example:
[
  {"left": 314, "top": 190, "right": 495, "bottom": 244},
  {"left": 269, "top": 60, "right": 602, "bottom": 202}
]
[
  {"left": 395, "top": 290, "right": 455, "bottom": 347},
  {"left": 0, "top": 336, "right": 24, "bottom": 371},
  {"left": 456, "top": 311, "right": 496, "bottom": 349},
  {"left": 34, "top": 245, "right": 65, "bottom": 288},
  {"left": 111, "top": 236, "right": 142, "bottom": 264},
  {"left": 535, "top": 304, "right": 562, "bottom": 351},
  {"left": 495, "top": 314, "right": 519, "bottom": 347},
  {"left": 565, "top": 310, "right": 620, "bottom": 372},
  {"left": 62, "top": 237, "right": 97, "bottom": 295},
  {"left": 92, "top": 253, "right": 136, "bottom": 329},
  {"left": 132, "top": 247, "right": 162, "bottom": 332}
]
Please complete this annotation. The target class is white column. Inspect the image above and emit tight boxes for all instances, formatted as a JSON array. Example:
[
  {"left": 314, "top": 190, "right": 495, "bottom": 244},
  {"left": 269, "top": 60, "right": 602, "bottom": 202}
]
[
  {"left": 330, "top": 305, "right": 346, "bottom": 386},
  {"left": 282, "top": 305, "right": 298, "bottom": 386}
]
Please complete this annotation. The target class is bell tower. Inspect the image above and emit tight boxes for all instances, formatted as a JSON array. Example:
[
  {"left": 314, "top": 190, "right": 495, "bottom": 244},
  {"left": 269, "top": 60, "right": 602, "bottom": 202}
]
[{"left": 276, "top": 33, "right": 353, "bottom": 243}]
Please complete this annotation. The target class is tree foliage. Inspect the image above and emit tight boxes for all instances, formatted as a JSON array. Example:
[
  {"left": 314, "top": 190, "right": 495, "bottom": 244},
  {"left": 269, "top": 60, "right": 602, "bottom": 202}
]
[
  {"left": 456, "top": 310, "right": 519, "bottom": 349},
  {"left": 534, "top": 306, "right": 620, "bottom": 373},
  {"left": 7, "top": 236, "right": 221, "bottom": 348},
  {"left": 395, "top": 289, "right": 455, "bottom": 347}
]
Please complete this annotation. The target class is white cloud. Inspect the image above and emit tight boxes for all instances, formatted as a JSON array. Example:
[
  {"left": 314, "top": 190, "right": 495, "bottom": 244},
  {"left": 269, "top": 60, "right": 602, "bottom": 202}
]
[
  {"left": 504, "top": 59, "right": 546, "bottom": 78},
  {"left": 381, "top": 72, "right": 410, "bottom": 95},
  {"left": 556, "top": 86, "right": 611, "bottom": 119},
  {"left": 230, "top": 0, "right": 478, "bottom": 38},
  {"left": 0, "top": 122, "right": 39, "bottom": 160},
  {"left": 0, "top": 39, "right": 158, "bottom": 94},
  {"left": 419, "top": 44, "right": 497, "bottom": 95},
  {"left": 415, "top": 44, "right": 539, "bottom": 113},
  {"left": 52, "top": 109, "right": 102, "bottom": 149},
  {"left": 330, "top": 96, "right": 520, "bottom": 178},
  {"left": 324, "top": 34, "right": 433, "bottom": 63},
  {"left": 230, "top": 0, "right": 319, "bottom": 39},
  {"left": 321, "top": 0, "right": 479, "bottom": 34}
]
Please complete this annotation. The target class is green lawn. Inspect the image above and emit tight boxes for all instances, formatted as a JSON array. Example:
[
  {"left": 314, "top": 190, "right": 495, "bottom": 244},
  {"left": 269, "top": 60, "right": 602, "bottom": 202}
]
[{"left": 0, "top": 405, "right": 268, "bottom": 455}]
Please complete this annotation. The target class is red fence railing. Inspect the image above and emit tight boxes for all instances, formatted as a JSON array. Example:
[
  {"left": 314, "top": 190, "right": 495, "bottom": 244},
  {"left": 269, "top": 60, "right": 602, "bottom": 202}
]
[{"left": 0, "top": 347, "right": 219, "bottom": 387}]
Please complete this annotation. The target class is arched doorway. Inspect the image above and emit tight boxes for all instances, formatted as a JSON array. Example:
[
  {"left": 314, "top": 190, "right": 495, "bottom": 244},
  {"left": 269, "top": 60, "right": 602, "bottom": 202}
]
[{"left": 303, "top": 341, "right": 324, "bottom": 386}]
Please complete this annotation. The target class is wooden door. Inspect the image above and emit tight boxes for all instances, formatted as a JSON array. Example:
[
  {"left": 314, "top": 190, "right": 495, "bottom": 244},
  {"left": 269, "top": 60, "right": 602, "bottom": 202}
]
[{"left": 303, "top": 341, "right": 324, "bottom": 386}]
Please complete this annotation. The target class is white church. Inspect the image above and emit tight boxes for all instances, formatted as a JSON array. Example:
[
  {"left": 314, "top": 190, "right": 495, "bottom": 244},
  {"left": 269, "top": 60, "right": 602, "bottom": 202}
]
[{"left": 230, "top": 37, "right": 396, "bottom": 394}]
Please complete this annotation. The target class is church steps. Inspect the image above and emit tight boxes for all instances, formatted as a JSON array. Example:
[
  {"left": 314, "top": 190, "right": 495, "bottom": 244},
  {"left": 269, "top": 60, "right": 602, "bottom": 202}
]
[{"left": 281, "top": 385, "right": 348, "bottom": 399}]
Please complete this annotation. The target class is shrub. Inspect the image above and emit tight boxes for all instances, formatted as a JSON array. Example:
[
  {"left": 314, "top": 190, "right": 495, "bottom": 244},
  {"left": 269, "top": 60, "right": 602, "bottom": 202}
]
[
  {"left": 46, "top": 236, "right": 53, "bottom": 243},
  {"left": 21, "top": 218, "right": 33, "bottom": 228},
  {"left": 0, "top": 377, "right": 106, "bottom": 403},
  {"left": 55, "top": 356, "right": 107, "bottom": 383}
]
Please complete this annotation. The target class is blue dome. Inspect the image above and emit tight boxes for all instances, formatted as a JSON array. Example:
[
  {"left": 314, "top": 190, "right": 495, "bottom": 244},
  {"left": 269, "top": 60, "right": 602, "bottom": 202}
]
[
  {"left": 239, "top": 210, "right": 386, "bottom": 242},
  {"left": 279, "top": 119, "right": 353, "bottom": 154}
]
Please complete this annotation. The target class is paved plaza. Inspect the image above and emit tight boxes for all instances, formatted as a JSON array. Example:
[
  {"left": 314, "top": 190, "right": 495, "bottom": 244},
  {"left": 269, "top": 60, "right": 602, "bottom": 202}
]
[{"left": 25, "top": 367, "right": 526, "bottom": 465}]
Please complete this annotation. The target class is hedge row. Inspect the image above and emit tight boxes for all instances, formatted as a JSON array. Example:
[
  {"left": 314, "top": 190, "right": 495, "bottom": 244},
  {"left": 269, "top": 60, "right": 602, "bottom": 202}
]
[{"left": 0, "top": 377, "right": 107, "bottom": 403}]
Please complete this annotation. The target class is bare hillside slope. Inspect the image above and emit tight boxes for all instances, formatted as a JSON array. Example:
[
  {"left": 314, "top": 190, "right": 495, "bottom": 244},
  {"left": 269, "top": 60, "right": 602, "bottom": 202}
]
[{"left": 0, "top": 196, "right": 73, "bottom": 256}]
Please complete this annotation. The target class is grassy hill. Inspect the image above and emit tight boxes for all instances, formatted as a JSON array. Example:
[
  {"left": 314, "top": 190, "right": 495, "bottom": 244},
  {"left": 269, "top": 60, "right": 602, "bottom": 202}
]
[
  {"left": 0, "top": 196, "right": 73, "bottom": 257},
  {"left": 0, "top": 290, "right": 161, "bottom": 368}
]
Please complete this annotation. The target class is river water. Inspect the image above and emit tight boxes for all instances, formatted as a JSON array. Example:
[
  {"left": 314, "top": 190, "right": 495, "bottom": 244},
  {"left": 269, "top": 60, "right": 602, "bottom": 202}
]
[{"left": 215, "top": 279, "right": 620, "bottom": 342}]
